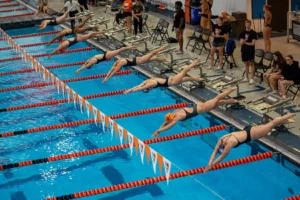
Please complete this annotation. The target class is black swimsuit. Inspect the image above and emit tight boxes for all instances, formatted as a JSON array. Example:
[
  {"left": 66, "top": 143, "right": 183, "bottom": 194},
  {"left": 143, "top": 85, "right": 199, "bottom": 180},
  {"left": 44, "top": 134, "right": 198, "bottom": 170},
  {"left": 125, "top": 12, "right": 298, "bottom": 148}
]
[
  {"left": 48, "top": 18, "right": 58, "bottom": 26},
  {"left": 67, "top": 35, "right": 78, "bottom": 47},
  {"left": 125, "top": 57, "right": 137, "bottom": 67},
  {"left": 153, "top": 77, "right": 169, "bottom": 88},
  {"left": 181, "top": 104, "right": 198, "bottom": 121},
  {"left": 87, "top": 52, "right": 107, "bottom": 69},
  {"left": 264, "top": 17, "right": 272, "bottom": 28},
  {"left": 202, "top": 2, "right": 211, "bottom": 18},
  {"left": 218, "top": 125, "right": 252, "bottom": 153}
]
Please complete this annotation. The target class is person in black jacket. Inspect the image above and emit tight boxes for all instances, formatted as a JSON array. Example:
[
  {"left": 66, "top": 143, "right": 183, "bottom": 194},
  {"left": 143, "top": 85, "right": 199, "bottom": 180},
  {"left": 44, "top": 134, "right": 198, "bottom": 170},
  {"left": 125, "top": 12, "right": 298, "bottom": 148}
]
[{"left": 278, "top": 55, "right": 300, "bottom": 99}]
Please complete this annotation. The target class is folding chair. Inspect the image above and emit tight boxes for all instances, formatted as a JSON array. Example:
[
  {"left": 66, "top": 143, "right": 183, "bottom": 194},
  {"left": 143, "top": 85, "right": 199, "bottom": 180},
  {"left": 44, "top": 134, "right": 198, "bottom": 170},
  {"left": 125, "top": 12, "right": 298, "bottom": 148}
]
[
  {"left": 142, "top": 14, "right": 151, "bottom": 35},
  {"left": 255, "top": 52, "right": 273, "bottom": 83},
  {"left": 287, "top": 84, "right": 300, "bottom": 100},
  {"left": 151, "top": 20, "right": 169, "bottom": 45},
  {"left": 150, "top": 19, "right": 164, "bottom": 39},
  {"left": 186, "top": 26, "right": 203, "bottom": 50},
  {"left": 192, "top": 28, "right": 212, "bottom": 55}
]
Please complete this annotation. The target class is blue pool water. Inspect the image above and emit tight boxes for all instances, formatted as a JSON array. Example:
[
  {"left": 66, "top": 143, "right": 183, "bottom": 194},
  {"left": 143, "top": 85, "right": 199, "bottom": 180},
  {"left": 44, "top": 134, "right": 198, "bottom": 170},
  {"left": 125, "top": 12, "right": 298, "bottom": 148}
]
[
  {"left": 0, "top": 1, "right": 32, "bottom": 17},
  {"left": 0, "top": 26, "right": 299, "bottom": 200}
]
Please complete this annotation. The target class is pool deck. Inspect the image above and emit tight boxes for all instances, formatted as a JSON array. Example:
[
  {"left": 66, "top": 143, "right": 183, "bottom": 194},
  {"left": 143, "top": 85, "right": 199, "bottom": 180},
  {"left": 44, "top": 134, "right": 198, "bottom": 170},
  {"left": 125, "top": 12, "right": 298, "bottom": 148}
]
[{"left": 5, "top": 0, "right": 300, "bottom": 163}]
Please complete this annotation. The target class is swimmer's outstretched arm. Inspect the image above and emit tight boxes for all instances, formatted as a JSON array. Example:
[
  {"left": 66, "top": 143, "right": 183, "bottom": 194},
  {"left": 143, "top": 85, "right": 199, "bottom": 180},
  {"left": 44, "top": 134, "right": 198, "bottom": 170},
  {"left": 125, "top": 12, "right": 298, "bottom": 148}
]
[
  {"left": 124, "top": 81, "right": 149, "bottom": 94},
  {"left": 48, "top": 43, "right": 65, "bottom": 59},
  {"left": 102, "top": 62, "right": 123, "bottom": 83},
  {"left": 204, "top": 141, "right": 231, "bottom": 173},
  {"left": 76, "top": 59, "right": 95, "bottom": 74},
  {"left": 152, "top": 119, "right": 178, "bottom": 137}
]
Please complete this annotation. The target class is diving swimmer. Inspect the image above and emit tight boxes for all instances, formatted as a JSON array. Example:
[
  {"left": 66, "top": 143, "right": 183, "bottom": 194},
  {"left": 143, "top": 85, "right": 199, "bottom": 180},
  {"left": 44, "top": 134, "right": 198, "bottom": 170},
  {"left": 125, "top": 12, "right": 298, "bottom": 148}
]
[
  {"left": 204, "top": 113, "right": 295, "bottom": 172},
  {"left": 124, "top": 58, "right": 204, "bottom": 94},
  {"left": 152, "top": 87, "right": 238, "bottom": 137}
]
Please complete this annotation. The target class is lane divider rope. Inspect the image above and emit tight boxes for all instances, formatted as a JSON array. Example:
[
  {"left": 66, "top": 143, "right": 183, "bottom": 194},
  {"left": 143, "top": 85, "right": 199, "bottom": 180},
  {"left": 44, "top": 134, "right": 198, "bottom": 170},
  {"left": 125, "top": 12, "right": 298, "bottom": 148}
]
[
  {"left": 0, "top": 12, "right": 35, "bottom": 18},
  {"left": 0, "top": 125, "right": 226, "bottom": 170},
  {"left": 0, "top": 46, "right": 93, "bottom": 63},
  {"left": 0, "top": 7, "right": 26, "bottom": 13},
  {"left": 0, "top": 102, "right": 188, "bottom": 138},
  {"left": 0, "top": 27, "right": 171, "bottom": 187},
  {"left": 45, "top": 152, "right": 274, "bottom": 200},
  {"left": 0, "top": 30, "right": 60, "bottom": 41},
  {"left": 0, "top": 61, "right": 86, "bottom": 76},
  {"left": 0, "top": 40, "right": 62, "bottom": 51},
  {"left": 284, "top": 195, "right": 300, "bottom": 200},
  {"left": 0, "top": 69, "right": 131, "bottom": 93},
  {"left": 0, "top": 89, "right": 126, "bottom": 112},
  {"left": 0, "top": 0, "right": 13, "bottom": 3}
]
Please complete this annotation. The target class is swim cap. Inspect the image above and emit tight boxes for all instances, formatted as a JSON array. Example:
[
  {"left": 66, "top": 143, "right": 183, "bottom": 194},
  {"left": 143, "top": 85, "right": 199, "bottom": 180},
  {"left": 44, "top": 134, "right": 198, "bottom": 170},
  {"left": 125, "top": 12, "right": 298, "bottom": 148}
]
[
  {"left": 165, "top": 113, "right": 174, "bottom": 123},
  {"left": 59, "top": 48, "right": 67, "bottom": 53}
]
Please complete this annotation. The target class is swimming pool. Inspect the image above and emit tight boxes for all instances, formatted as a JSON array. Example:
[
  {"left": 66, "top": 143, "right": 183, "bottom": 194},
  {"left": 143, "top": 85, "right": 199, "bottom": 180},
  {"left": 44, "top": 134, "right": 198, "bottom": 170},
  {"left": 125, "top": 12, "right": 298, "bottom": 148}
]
[
  {"left": 0, "top": 1, "right": 33, "bottom": 17},
  {"left": 0, "top": 25, "right": 299, "bottom": 200}
]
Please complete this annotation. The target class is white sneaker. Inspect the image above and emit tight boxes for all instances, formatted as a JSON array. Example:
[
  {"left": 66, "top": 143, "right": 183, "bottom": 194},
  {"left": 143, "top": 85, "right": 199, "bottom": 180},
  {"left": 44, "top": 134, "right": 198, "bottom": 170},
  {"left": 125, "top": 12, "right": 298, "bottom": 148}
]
[
  {"left": 207, "top": 66, "right": 213, "bottom": 70},
  {"left": 249, "top": 79, "right": 255, "bottom": 84},
  {"left": 217, "top": 66, "right": 223, "bottom": 70},
  {"left": 176, "top": 50, "right": 184, "bottom": 55},
  {"left": 242, "top": 77, "right": 248, "bottom": 82}
]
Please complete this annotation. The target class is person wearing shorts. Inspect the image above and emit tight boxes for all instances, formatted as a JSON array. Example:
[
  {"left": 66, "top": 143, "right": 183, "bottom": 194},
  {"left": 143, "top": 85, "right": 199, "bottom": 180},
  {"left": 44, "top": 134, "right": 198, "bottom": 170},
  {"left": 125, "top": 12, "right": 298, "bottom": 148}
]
[
  {"left": 239, "top": 20, "right": 257, "bottom": 84},
  {"left": 173, "top": 1, "right": 185, "bottom": 54},
  {"left": 208, "top": 17, "right": 225, "bottom": 70}
]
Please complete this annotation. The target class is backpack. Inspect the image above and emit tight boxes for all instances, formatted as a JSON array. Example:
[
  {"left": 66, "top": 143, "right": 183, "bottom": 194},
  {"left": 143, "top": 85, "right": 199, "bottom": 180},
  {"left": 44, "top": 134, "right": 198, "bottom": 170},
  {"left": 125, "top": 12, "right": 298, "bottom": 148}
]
[{"left": 225, "top": 38, "right": 236, "bottom": 55}]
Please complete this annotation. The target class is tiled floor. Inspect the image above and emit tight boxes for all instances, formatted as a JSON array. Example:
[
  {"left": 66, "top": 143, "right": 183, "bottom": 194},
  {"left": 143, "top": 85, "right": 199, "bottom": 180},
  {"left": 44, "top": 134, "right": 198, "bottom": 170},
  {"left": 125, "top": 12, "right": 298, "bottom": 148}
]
[{"left": 43, "top": 1, "right": 300, "bottom": 151}]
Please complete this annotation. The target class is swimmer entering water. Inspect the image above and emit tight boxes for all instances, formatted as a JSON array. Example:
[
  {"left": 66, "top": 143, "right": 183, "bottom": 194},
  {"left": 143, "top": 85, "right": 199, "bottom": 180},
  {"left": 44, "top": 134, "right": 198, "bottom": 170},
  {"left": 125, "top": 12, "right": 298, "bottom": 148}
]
[
  {"left": 102, "top": 45, "right": 170, "bottom": 83},
  {"left": 47, "top": 14, "right": 97, "bottom": 46},
  {"left": 37, "top": 7, "right": 76, "bottom": 30},
  {"left": 152, "top": 87, "right": 237, "bottom": 137},
  {"left": 75, "top": 46, "right": 136, "bottom": 74},
  {"left": 48, "top": 31, "right": 104, "bottom": 59},
  {"left": 124, "top": 58, "right": 204, "bottom": 94},
  {"left": 204, "top": 113, "right": 295, "bottom": 173}
]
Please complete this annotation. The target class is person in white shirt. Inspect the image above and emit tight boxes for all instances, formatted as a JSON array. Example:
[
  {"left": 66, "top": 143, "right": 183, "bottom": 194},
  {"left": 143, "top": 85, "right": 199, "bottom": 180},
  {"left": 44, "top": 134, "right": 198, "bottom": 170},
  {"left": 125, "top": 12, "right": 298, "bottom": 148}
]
[{"left": 59, "top": 0, "right": 83, "bottom": 29}]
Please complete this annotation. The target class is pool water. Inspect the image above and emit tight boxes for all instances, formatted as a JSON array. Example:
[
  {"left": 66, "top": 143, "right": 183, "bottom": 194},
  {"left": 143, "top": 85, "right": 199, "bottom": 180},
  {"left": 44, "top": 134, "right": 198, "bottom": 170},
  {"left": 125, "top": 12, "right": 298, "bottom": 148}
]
[
  {"left": 0, "top": 26, "right": 299, "bottom": 200},
  {"left": 0, "top": 1, "right": 33, "bottom": 17}
]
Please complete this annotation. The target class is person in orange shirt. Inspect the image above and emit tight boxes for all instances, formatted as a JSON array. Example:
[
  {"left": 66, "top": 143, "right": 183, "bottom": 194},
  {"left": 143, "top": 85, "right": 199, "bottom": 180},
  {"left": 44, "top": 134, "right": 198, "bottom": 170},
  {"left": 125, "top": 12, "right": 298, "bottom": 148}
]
[{"left": 122, "top": 0, "right": 133, "bottom": 33}]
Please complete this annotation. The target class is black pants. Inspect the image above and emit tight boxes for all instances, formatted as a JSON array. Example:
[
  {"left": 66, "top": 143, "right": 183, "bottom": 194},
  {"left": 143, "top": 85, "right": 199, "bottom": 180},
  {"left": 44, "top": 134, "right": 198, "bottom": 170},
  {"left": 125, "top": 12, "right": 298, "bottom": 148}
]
[
  {"left": 133, "top": 17, "right": 143, "bottom": 35},
  {"left": 69, "top": 10, "right": 79, "bottom": 29},
  {"left": 78, "top": 0, "right": 88, "bottom": 11}
]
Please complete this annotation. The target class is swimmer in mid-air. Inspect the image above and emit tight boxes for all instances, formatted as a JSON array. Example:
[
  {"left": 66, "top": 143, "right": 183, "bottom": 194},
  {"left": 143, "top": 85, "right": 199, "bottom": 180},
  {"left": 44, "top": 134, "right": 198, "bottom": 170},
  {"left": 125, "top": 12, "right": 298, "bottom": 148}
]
[
  {"left": 75, "top": 46, "right": 137, "bottom": 74},
  {"left": 152, "top": 87, "right": 237, "bottom": 137},
  {"left": 48, "top": 31, "right": 104, "bottom": 59},
  {"left": 47, "top": 14, "right": 98, "bottom": 46},
  {"left": 124, "top": 58, "right": 204, "bottom": 94},
  {"left": 102, "top": 45, "right": 169, "bottom": 83},
  {"left": 204, "top": 112, "right": 295, "bottom": 173},
  {"left": 37, "top": 7, "right": 76, "bottom": 30}
]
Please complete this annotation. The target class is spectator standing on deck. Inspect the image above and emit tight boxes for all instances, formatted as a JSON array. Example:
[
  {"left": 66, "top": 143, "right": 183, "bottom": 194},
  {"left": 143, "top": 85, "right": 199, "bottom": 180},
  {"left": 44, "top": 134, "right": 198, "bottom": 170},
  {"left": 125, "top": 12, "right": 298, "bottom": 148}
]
[
  {"left": 132, "top": 0, "right": 144, "bottom": 37},
  {"left": 123, "top": 0, "right": 133, "bottom": 33},
  {"left": 78, "top": 0, "right": 88, "bottom": 11},
  {"left": 173, "top": 1, "right": 185, "bottom": 55},
  {"left": 239, "top": 20, "right": 257, "bottom": 85},
  {"left": 59, "top": 0, "right": 83, "bottom": 29}
]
